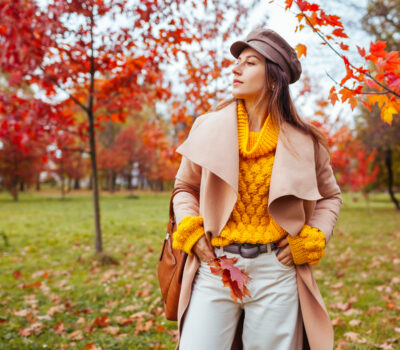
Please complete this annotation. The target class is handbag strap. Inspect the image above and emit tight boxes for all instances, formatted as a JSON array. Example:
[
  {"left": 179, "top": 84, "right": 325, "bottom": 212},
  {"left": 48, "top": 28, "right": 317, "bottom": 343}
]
[{"left": 167, "top": 184, "right": 200, "bottom": 234}]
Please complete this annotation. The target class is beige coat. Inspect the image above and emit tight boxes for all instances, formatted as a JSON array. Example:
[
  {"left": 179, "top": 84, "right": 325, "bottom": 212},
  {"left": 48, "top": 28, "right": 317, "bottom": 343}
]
[{"left": 172, "top": 99, "right": 342, "bottom": 350}]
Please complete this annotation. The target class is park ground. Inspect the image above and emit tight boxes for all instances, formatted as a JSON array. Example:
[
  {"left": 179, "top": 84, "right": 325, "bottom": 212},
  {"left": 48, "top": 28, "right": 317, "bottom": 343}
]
[{"left": 0, "top": 190, "right": 399, "bottom": 349}]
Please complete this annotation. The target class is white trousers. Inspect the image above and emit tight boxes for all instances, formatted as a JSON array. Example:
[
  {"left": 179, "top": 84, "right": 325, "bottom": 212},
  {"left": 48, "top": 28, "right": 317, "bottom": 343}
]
[{"left": 179, "top": 246, "right": 303, "bottom": 350}]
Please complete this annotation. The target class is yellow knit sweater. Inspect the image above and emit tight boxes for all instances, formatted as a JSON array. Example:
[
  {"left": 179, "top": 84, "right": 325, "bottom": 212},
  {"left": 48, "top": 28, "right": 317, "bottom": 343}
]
[{"left": 173, "top": 99, "right": 326, "bottom": 265}]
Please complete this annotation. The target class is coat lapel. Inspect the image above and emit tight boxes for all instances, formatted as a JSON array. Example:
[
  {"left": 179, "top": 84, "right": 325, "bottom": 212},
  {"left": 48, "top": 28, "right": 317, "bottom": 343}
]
[
  {"left": 176, "top": 101, "right": 239, "bottom": 194},
  {"left": 268, "top": 123, "right": 323, "bottom": 236},
  {"left": 176, "top": 99, "right": 323, "bottom": 237}
]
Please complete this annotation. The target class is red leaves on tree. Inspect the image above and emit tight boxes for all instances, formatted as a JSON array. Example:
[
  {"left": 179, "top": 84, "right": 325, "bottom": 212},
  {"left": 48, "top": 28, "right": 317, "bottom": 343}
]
[
  {"left": 208, "top": 255, "right": 251, "bottom": 304},
  {"left": 281, "top": 0, "right": 400, "bottom": 124},
  {"left": 332, "top": 28, "right": 348, "bottom": 38}
]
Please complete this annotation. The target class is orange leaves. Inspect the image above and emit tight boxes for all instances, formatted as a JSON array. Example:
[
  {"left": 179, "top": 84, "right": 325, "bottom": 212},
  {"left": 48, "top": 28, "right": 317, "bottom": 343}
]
[
  {"left": 320, "top": 13, "right": 342, "bottom": 27},
  {"left": 364, "top": 78, "right": 381, "bottom": 91},
  {"left": 357, "top": 45, "right": 366, "bottom": 57},
  {"left": 367, "top": 94, "right": 388, "bottom": 109},
  {"left": 18, "top": 322, "right": 44, "bottom": 337},
  {"left": 92, "top": 315, "right": 110, "bottom": 328},
  {"left": 208, "top": 255, "right": 251, "bottom": 303},
  {"left": 366, "top": 95, "right": 399, "bottom": 125},
  {"left": 378, "top": 51, "right": 400, "bottom": 73},
  {"left": 340, "top": 62, "right": 356, "bottom": 86},
  {"left": 346, "top": 96, "right": 358, "bottom": 110},
  {"left": 283, "top": 0, "right": 400, "bottom": 125},
  {"left": 332, "top": 28, "right": 348, "bottom": 38},
  {"left": 381, "top": 103, "right": 398, "bottom": 125},
  {"left": 366, "top": 41, "right": 387, "bottom": 62},
  {"left": 338, "top": 88, "right": 353, "bottom": 103},
  {"left": 135, "top": 319, "right": 154, "bottom": 334},
  {"left": 329, "top": 86, "right": 339, "bottom": 106},
  {"left": 19, "top": 281, "right": 42, "bottom": 289},
  {"left": 295, "top": 0, "right": 317, "bottom": 12},
  {"left": 82, "top": 343, "right": 102, "bottom": 350},
  {"left": 13, "top": 270, "right": 22, "bottom": 279},
  {"left": 295, "top": 43, "right": 307, "bottom": 58},
  {"left": 388, "top": 75, "right": 400, "bottom": 92},
  {"left": 285, "top": 0, "right": 293, "bottom": 10}
]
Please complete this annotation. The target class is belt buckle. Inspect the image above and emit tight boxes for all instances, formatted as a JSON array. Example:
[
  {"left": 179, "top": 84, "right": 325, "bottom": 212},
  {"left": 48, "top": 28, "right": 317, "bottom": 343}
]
[{"left": 238, "top": 243, "right": 260, "bottom": 258}]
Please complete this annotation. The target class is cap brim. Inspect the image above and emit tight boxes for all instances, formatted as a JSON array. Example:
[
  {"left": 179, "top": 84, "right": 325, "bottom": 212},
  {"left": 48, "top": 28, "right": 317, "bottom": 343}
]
[
  {"left": 231, "top": 40, "right": 280, "bottom": 68},
  {"left": 230, "top": 41, "right": 250, "bottom": 58}
]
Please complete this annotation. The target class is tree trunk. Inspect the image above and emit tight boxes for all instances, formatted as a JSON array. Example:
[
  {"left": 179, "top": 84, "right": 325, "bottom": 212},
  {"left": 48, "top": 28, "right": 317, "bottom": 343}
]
[
  {"left": 109, "top": 169, "right": 115, "bottom": 193},
  {"left": 67, "top": 177, "right": 72, "bottom": 192},
  {"left": 74, "top": 178, "right": 80, "bottom": 190},
  {"left": 36, "top": 174, "right": 41, "bottom": 191},
  {"left": 88, "top": 114, "right": 102, "bottom": 252},
  {"left": 385, "top": 148, "right": 400, "bottom": 210},
  {"left": 19, "top": 181, "right": 24, "bottom": 192},
  {"left": 60, "top": 160, "right": 65, "bottom": 199},
  {"left": 88, "top": 11, "right": 102, "bottom": 253},
  {"left": 12, "top": 176, "right": 18, "bottom": 202},
  {"left": 126, "top": 173, "right": 132, "bottom": 190},
  {"left": 139, "top": 176, "right": 143, "bottom": 190},
  {"left": 61, "top": 173, "right": 65, "bottom": 199}
]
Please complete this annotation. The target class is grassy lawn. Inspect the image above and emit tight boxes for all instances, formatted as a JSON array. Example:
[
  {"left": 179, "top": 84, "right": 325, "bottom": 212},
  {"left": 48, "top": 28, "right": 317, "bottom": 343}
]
[{"left": 0, "top": 190, "right": 399, "bottom": 349}]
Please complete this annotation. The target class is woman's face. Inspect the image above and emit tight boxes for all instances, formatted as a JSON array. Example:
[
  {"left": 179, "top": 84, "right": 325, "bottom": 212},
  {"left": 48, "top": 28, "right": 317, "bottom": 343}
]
[{"left": 231, "top": 47, "right": 266, "bottom": 100}]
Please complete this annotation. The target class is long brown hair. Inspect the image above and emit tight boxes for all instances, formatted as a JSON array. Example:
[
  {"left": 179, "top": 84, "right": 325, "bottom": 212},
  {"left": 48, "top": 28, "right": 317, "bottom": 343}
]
[{"left": 214, "top": 58, "right": 329, "bottom": 154}]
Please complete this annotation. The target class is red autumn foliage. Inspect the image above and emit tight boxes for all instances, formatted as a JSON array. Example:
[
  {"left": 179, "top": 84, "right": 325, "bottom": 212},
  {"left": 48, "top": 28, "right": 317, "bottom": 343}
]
[
  {"left": 282, "top": 0, "right": 400, "bottom": 124},
  {"left": 0, "top": 0, "right": 256, "bottom": 250}
]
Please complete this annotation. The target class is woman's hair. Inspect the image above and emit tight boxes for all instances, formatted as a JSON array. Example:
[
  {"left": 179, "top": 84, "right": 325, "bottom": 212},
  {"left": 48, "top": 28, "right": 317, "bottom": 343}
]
[{"left": 214, "top": 58, "right": 329, "bottom": 153}]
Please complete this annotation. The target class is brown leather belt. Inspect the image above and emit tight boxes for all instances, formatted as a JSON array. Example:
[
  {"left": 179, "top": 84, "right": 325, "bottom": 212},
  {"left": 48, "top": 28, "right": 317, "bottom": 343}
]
[{"left": 218, "top": 242, "right": 278, "bottom": 259}]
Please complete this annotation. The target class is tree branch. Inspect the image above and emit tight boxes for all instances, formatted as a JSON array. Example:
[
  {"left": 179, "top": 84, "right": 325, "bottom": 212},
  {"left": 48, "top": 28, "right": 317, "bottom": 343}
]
[
  {"left": 39, "top": 65, "right": 90, "bottom": 113},
  {"left": 293, "top": 4, "right": 400, "bottom": 98}
]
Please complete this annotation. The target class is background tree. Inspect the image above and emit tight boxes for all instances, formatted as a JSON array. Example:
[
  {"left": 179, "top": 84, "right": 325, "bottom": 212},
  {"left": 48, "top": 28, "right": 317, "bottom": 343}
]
[
  {"left": 355, "top": 0, "right": 400, "bottom": 209},
  {"left": 0, "top": 138, "right": 46, "bottom": 201},
  {"left": 0, "top": 0, "right": 258, "bottom": 257}
]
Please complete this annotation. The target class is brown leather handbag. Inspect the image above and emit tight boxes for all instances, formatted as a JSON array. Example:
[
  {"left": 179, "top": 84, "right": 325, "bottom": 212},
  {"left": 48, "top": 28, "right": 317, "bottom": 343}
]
[{"left": 157, "top": 184, "right": 199, "bottom": 321}]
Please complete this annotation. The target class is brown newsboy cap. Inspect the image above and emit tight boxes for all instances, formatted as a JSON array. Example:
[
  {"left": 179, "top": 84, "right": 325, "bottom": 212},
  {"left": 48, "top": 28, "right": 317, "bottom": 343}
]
[{"left": 230, "top": 27, "right": 302, "bottom": 84}]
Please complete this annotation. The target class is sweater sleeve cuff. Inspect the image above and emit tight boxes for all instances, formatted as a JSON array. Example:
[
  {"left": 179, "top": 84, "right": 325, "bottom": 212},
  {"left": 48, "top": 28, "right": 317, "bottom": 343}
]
[
  {"left": 287, "top": 224, "right": 326, "bottom": 266},
  {"left": 172, "top": 216, "right": 205, "bottom": 255}
]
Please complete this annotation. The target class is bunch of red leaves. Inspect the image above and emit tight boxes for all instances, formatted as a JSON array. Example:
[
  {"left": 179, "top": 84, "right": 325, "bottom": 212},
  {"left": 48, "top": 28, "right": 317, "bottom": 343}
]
[{"left": 208, "top": 255, "right": 251, "bottom": 303}]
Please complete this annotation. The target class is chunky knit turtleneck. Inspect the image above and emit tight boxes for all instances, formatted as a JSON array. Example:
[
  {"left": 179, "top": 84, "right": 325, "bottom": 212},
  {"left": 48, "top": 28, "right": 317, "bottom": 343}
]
[
  {"left": 237, "top": 98, "right": 279, "bottom": 158},
  {"left": 173, "top": 99, "right": 326, "bottom": 266},
  {"left": 211, "top": 99, "right": 284, "bottom": 246}
]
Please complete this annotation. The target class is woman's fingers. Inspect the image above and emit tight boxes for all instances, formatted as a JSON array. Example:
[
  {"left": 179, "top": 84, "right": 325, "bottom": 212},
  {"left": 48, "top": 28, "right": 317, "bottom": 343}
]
[
  {"left": 276, "top": 245, "right": 290, "bottom": 258},
  {"left": 279, "top": 255, "right": 293, "bottom": 266},
  {"left": 276, "top": 245, "right": 294, "bottom": 266},
  {"left": 193, "top": 235, "right": 216, "bottom": 262},
  {"left": 277, "top": 237, "right": 289, "bottom": 248}
]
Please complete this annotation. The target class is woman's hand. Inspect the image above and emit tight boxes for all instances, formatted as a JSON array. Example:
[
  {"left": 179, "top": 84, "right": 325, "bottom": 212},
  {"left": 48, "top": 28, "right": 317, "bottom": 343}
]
[
  {"left": 275, "top": 236, "right": 294, "bottom": 267},
  {"left": 192, "top": 235, "right": 216, "bottom": 263}
]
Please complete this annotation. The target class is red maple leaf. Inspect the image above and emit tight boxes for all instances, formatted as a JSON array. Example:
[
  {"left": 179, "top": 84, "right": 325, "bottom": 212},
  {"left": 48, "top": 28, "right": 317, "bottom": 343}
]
[{"left": 208, "top": 255, "right": 251, "bottom": 303}]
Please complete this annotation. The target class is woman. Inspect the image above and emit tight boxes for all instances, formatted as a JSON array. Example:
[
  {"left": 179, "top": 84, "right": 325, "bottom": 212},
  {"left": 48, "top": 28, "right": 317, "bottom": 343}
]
[{"left": 171, "top": 27, "right": 342, "bottom": 350}]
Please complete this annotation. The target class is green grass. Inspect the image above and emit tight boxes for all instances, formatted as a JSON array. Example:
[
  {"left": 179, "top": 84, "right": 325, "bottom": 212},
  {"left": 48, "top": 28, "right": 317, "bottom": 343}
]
[{"left": 0, "top": 190, "right": 399, "bottom": 349}]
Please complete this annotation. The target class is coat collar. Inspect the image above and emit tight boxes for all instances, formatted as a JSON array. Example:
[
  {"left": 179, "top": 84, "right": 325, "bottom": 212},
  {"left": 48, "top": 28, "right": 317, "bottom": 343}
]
[
  {"left": 176, "top": 100, "right": 239, "bottom": 192},
  {"left": 176, "top": 99, "right": 324, "bottom": 236}
]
